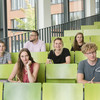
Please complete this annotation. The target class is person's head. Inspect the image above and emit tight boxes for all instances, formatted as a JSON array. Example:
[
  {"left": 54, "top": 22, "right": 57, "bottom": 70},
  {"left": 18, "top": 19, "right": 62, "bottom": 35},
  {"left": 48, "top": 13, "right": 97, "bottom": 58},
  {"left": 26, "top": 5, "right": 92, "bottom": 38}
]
[
  {"left": 74, "top": 32, "right": 84, "bottom": 44},
  {"left": 73, "top": 32, "right": 84, "bottom": 51},
  {"left": 0, "top": 40, "right": 6, "bottom": 54},
  {"left": 81, "top": 42, "right": 97, "bottom": 62},
  {"left": 53, "top": 38, "right": 64, "bottom": 51},
  {"left": 17, "top": 48, "right": 34, "bottom": 81},
  {"left": 18, "top": 48, "right": 34, "bottom": 65},
  {"left": 29, "top": 30, "right": 38, "bottom": 42}
]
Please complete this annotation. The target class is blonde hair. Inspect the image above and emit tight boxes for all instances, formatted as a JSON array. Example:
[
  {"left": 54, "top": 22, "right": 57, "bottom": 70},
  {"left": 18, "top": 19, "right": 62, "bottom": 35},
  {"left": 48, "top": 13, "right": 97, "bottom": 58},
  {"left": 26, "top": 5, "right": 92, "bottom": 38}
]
[
  {"left": 81, "top": 42, "right": 98, "bottom": 54},
  {"left": 52, "top": 37, "right": 64, "bottom": 50}
]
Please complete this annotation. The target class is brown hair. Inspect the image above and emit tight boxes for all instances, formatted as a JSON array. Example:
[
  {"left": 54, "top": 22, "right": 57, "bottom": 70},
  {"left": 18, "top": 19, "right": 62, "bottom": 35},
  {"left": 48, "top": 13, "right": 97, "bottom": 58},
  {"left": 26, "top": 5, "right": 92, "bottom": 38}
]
[
  {"left": 17, "top": 48, "right": 35, "bottom": 81},
  {"left": 0, "top": 40, "right": 5, "bottom": 46},
  {"left": 81, "top": 42, "right": 98, "bottom": 54},
  {"left": 73, "top": 32, "right": 85, "bottom": 51}
]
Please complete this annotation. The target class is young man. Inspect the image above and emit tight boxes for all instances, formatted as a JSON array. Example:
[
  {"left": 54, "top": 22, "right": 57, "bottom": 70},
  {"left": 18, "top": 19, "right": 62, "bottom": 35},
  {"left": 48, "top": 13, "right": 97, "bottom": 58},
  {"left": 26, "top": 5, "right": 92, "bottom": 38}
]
[
  {"left": 24, "top": 30, "right": 46, "bottom": 52},
  {"left": 0, "top": 40, "right": 12, "bottom": 64},
  {"left": 77, "top": 42, "right": 100, "bottom": 84}
]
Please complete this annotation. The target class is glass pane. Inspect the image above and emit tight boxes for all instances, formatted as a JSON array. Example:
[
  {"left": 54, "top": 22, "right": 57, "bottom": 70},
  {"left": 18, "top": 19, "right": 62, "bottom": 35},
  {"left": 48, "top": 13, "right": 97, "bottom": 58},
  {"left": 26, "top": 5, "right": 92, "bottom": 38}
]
[{"left": 69, "top": 0, "right": 84, "bottom": 21}]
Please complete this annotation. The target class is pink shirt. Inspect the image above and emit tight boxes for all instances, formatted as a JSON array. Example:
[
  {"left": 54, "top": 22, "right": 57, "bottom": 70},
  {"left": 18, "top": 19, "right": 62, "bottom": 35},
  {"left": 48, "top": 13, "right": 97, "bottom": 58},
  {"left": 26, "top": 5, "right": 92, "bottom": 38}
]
[
  {"left": 24, "top": 40, "right": 46, "bottom": 52},
  {"left": 22, "top": 63, "right": 34, "bottom": 83}
]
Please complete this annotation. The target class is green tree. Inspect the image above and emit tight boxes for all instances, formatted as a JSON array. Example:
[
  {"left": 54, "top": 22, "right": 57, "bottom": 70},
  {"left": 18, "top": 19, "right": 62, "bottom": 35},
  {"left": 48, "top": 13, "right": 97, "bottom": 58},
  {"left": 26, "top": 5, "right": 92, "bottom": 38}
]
[{"left": 15, "top": 0, "right": 35, "bottom": 30}]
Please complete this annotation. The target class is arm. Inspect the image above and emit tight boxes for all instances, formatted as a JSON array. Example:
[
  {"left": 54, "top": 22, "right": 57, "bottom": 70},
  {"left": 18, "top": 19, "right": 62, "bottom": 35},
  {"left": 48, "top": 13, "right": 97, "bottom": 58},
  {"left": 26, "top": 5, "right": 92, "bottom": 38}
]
[
  {"left": 27, "top": 62, "right": 40, "bottom": 83},
  {"left": 7, "top": 52, "right": 12, "bottom": 64},
  {"left": 77, "top": 73, "right": 89, "bottom": 84},
  {"left": 65, "top": 56, "right": 70, "bottom": 64},
  {"left": 41, "top": 42, "right": 46, "bottom": 52},
  {"left": 8, "top": 63, "right": 20, "bottom": 82}
]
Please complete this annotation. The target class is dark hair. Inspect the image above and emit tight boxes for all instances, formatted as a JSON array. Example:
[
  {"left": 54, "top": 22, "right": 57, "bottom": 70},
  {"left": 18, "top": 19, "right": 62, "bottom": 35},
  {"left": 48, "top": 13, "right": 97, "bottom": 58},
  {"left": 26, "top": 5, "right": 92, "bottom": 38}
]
[
  {"left": 31, "top": 30, "right": 39, "bottom": 36},
  {"left": 17, "top": 48, "right": 35, "bottom": 81},
  {"left": 0, "top": 40, "right": 5, "bottom": 46},
  {"left": 73, "top": 32, "right": 85, "bottom": 51}
]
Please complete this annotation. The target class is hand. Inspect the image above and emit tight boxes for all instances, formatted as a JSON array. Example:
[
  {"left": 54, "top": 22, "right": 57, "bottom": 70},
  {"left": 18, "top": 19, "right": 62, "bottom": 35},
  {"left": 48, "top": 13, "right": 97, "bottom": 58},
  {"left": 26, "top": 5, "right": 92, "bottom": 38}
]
[{"left": 26, "top": 60, "right": 32, "bottom": 70}]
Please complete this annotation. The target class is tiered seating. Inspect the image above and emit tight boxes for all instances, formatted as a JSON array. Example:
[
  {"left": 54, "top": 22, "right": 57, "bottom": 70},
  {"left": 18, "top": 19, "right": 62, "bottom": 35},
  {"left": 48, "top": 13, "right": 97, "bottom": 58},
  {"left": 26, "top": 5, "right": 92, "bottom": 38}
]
[
  {"left": 4, "top": 83, "right": 41, "bottom": 100},
  {"left": 85, "top": 84, "right": 100, "bottom": 100},
  {"left": 75, "top": 51, "right": 87, "bottom": 64},
  {"left": 0, "top": 64, "right": 14, "bottom": 81},
  {"left": 46, "top": 64, "right": 77, "bottom": 83},
  {"left": 43, "top": 83, "right": 83, "bottom": 100},
  {"left": 0, "top": 82, "right": 3, "bottom": 100}
]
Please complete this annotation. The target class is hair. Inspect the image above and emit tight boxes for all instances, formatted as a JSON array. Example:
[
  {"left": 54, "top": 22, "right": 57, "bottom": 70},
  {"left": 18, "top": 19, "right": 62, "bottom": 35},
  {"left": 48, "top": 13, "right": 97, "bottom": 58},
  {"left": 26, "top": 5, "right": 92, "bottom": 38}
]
[
  {"left": 0, "top": 40, "right": 5, "bottom": 46},
  {"left": 73, "top": 32, "right": 85, "bottom": 51},
  {"left": 53, "top": 37, "right": 64, "bottom": 50},
  {"left": 81, "top": 42, "right": 98, "bottom": 54},
  {"left": 17, "top": 48, "right": 35, "bottom": 81},
  {"left": 31, "top": 30, "right": 39, "bottom": 36}
]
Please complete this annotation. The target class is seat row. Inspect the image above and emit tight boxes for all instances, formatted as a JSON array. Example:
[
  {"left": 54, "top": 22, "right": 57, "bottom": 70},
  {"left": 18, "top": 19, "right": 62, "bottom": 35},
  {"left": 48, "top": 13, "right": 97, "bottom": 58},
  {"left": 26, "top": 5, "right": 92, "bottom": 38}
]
[
  {"left": 11, "top": 50, "right": 100, "bottom": 64},
  {"left": 0, "top": 82, "right": 100, "bottom": 100},
  {"left": 49, "top": 35, "right": 100, "bottom": 50},
  {"left": 0, "top": 64, "right": 77, "bottom": 83}
]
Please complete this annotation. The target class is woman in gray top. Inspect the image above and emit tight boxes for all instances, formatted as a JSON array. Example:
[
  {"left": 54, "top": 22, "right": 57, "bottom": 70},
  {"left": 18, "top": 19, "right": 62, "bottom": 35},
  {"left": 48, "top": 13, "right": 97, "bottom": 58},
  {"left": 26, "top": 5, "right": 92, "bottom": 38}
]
[{"left": 0, "top": 40, "right": 12, "bottom": 64}]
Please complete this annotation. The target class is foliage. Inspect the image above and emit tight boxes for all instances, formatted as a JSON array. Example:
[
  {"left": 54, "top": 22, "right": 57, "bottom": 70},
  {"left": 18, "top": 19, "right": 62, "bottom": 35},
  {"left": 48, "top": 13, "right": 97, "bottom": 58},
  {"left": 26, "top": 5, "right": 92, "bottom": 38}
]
[{"left": 15, "top": 0, "right": 35, "bottom": 30}]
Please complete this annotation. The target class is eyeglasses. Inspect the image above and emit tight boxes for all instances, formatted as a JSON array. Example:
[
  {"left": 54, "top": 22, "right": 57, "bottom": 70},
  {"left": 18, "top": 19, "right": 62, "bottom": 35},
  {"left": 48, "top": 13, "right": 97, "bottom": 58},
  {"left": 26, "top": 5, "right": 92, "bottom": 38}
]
[
  {"left": 30, "top": 35, "right": 37, "bottom": 37},
  {"left": 85, "top": 51, "right": 96, "bottom": 55}
]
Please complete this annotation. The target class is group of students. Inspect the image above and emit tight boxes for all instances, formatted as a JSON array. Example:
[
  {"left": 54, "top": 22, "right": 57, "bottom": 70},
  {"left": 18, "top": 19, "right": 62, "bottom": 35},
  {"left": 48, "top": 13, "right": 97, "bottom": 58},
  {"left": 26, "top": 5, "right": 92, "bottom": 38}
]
[{"left": 0, "top": 31, "right": 100, "bottom": 84}]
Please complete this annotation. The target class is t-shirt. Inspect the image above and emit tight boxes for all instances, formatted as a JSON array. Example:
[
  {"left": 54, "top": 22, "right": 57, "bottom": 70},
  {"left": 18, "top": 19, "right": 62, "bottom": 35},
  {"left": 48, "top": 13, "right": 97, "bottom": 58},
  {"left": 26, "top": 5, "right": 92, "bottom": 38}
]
[
  {"left": 24, "top": 40, "right": 46, "bottom": 52},
  {"left": 0, "top": 52, "right": 11, "bottom": 64},
  {"left": 48, "top": 48, "right": 70, "bottom": 64},
  {"left": 78, "top": 58, "right": 100, "bottom": 82},
  {"left": 71, "top": 45, "right": 82, "bottom": 51}
]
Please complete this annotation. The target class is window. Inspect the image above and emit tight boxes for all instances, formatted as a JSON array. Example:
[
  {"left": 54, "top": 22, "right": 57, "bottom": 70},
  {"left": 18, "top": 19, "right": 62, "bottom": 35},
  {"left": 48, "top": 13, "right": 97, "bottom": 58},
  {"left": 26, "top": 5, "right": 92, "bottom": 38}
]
[
  {"left": 70, "top": 11, "right": 84, "bottom": 21},
  {"left": 51, "top": 0, "right": 63, "bottom": 4},
  {"left": 95, "top": 0, "right": 100, "bottom": 14},
  {"left": 11, "top": 18, "right": 27, "bottom": 29},
  {"left": 51, "top": 13, "right": 64, "bottom": 26},
  {"left": 11, "top": 0, "right": 35, "bottom": 10}
]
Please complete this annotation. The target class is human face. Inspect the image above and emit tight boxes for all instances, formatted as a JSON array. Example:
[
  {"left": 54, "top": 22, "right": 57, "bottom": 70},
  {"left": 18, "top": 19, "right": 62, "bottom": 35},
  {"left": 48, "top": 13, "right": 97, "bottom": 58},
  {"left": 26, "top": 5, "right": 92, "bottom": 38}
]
[
  {"left": 0, "top": 43, "right": 6, "bottom": 53},
  {"left": 76, "top": 34, "right": 83, "bottom": 44},
  {"left": 20, "top": 51, "right": 29, "bottom": 64},
  {"left": 54, "top": 40, "right": 63, "bottom": 50},
  {"left": 84, "top": 49, "right": 97, "bottom": 62},
  {"left": 29, "top": 32, "right": 38, "bottom": 42}
]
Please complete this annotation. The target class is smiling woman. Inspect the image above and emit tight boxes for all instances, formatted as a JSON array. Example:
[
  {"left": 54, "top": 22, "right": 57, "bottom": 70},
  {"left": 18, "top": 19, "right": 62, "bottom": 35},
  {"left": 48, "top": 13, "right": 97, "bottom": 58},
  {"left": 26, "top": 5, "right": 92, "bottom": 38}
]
[
  {"left": 0, "top": 40, "right": 12, "bottom": 64},
  {"left": 8, "top": 48, "right": 40, "bottom": 83},
  {"left": 46, "top": 37, "right": 70, "bottom": 64}
]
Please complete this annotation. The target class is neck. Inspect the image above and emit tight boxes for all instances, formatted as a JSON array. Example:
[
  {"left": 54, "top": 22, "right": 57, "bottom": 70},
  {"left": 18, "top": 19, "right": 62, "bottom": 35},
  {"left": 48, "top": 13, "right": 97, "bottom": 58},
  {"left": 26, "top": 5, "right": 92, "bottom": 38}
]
[
  {"left": 88, "top": 58, "right": 97, "bottom": 66},
  {"left": 55, "top": 49, "right": 63, "bottom": 55},
  {"left": 78, "top": 42, "right": 82, "bottom": 46},
  {"left": 32, "top": 39, "right": 38, "bottom": 44}
]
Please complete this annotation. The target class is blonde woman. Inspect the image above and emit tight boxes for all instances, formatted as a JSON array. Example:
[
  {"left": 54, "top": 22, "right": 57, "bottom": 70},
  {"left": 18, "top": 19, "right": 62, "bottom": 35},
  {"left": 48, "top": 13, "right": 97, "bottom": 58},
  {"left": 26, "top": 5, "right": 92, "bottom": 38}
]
[{"left": 46, "top": 38, "right": 70, "bottom": 64}]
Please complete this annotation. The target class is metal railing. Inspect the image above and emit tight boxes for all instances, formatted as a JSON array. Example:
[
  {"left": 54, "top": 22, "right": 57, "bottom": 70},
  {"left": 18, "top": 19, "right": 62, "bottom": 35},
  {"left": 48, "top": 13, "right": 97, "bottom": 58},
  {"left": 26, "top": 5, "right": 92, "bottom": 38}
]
[{"left": 0, "top": 13, "right": 100, "bottom": 52}]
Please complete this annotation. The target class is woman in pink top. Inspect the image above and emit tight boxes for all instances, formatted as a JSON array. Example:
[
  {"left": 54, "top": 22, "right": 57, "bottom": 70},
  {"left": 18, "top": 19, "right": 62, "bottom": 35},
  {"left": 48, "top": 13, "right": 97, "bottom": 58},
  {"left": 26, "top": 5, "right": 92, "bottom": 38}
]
[{"left": 8, "top": 48, "right": 40, "bottom": 83}]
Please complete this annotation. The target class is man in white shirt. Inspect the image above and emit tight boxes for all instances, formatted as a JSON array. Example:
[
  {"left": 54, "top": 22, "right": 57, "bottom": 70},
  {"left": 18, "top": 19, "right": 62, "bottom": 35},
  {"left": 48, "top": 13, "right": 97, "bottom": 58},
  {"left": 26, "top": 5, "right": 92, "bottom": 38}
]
[{"left": 24, "top": 30, "right": 46, "bottom": 52}]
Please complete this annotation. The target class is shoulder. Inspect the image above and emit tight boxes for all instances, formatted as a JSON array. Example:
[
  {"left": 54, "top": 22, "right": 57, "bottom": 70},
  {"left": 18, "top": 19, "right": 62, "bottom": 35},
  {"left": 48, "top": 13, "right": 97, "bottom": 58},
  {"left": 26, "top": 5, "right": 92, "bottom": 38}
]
[
  {"left": 79, "top": 60, "right": 87, "bottom": 66},
  {"left": 38, "top": 40, "right": 45, "bottom": 44},
  {"left": 24, "top": 41, "right": 31, "bottom": 45},
  {"left": 4, "top": 52, "right": 11, "bottom": 56},
  {"left": 63, "top": 48, "right": 70, "bottom": 51},
  {"left": 33, "top": 62, "right": 39, "bottom": 67}
]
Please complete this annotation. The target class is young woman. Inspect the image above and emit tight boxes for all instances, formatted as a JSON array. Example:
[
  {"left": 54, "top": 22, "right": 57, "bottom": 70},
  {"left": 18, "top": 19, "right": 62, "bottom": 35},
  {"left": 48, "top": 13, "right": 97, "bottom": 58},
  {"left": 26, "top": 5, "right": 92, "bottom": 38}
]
[
  {"left": 8, "top": 48, "right": 40, "bottom": 83},
  {"left": 46, "top": 38, "right": 70, "bottom": 64},
  {"left": 71, "top": 32, "right": 85, "bottom": 51},
  {"left": 0, "top": 40, "right": 12, "bottom": 64}
]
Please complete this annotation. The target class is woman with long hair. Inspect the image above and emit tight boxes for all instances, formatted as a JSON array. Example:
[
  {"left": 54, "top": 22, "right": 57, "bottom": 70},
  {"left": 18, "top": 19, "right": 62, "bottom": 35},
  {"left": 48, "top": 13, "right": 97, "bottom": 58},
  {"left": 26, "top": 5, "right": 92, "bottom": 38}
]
[
  {"left": 46, "top": 37, "right": 70, "bottom": 64},
  {"left": 71, "top": 32, "right": 85, "bottom": 51},
  {"left": 8, "top": 48, "right": 39, "bottom": 83}
]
